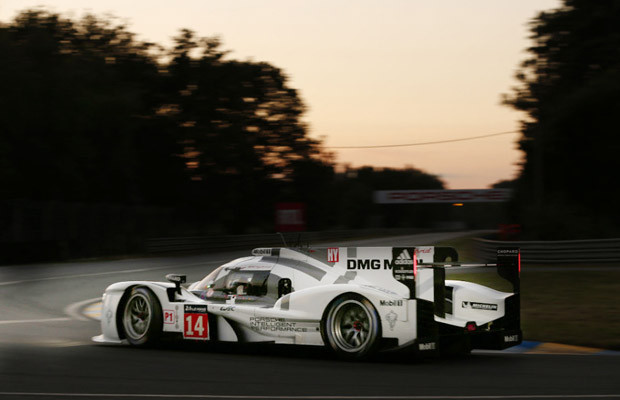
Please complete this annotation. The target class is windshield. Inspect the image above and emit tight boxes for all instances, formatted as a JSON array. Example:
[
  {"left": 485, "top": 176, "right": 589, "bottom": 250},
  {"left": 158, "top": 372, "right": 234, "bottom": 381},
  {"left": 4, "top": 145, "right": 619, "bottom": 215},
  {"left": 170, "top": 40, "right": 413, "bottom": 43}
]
[
  {"left": 192, "top": 266, "right": 270, "bottom": 298},
  {"left": 193, "top": 266, "right": 224, "bottom": 291}
]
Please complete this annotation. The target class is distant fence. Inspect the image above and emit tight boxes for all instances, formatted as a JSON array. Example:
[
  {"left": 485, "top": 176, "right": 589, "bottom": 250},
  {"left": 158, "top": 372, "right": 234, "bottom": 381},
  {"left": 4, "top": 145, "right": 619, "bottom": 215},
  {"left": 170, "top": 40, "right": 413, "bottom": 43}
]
[
  {"left": 474, "top": 237, "right": 620, "bottom": 263},
  {"left": 145, "top": 228, "right": 427, "bottom": 254}
]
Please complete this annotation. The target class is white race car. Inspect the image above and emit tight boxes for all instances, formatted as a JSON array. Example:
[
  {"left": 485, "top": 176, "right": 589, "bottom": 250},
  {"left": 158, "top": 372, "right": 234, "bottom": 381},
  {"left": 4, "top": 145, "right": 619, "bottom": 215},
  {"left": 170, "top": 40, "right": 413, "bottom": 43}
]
[{"left": 93, "top": 246, "right": 522, "bottom": 358}]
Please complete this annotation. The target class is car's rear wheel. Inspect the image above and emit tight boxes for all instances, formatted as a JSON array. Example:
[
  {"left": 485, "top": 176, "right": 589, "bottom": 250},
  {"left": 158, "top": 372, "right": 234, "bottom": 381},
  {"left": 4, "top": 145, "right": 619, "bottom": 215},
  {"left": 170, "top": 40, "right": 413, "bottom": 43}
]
[
  {"left": 322, "top": 294, "right": 381, "bottom": 359},
  {"left": 122, "top": 287, "right": 162, "bottom": 346}
]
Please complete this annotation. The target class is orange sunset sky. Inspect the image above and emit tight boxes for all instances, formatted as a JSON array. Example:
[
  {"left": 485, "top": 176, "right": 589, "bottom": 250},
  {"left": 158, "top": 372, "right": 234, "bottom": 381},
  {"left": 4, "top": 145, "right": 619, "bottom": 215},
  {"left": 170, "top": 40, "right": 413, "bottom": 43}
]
[{"left": 0, "top": 0, "right": 561, "bottom": 189}]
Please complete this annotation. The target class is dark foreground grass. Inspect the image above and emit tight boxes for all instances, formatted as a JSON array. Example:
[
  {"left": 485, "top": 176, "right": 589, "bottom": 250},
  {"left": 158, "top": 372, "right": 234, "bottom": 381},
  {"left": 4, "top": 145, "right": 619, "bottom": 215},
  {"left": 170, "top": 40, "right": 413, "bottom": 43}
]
[{"left": 437, "top": 235, "right": 620, "bottom": 350}]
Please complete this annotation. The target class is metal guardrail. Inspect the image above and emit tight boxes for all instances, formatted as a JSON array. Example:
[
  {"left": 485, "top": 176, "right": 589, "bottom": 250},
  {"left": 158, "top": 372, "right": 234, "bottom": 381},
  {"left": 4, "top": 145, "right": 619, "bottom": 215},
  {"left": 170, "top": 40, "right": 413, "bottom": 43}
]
[
  {"left": 145, "top": 228, "right": 427, "bottom": 254},
  {"left": 474, "top": 237, "right": 620, "bottom": 263}
]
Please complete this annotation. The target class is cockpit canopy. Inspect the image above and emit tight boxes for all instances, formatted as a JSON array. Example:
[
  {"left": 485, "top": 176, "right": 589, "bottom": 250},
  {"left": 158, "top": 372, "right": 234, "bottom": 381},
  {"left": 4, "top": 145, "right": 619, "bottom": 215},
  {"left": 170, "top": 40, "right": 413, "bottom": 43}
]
[{"left": 190, "top": 263, "right": 273, "bottom": 301}]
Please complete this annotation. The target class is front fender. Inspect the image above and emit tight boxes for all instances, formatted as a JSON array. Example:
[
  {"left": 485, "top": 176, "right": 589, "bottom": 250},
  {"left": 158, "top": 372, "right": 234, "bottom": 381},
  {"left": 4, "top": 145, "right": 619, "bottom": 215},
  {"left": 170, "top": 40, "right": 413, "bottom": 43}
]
[{"left": 97, "top": 281, "right": 180, "bottom": 343}]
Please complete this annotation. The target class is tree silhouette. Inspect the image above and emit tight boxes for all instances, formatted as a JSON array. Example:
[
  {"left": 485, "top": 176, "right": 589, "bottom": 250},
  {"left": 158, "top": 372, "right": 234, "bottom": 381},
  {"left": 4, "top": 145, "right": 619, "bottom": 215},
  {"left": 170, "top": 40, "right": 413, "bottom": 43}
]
[
  {"left": 0, "top": 10, "right": 448, "bottom": 261},
  {"left": 503, "top": 0, "right": 620, "bottom": 238},
  {"left": 0, "top": 10, "right": 186, "bottom": 204}
]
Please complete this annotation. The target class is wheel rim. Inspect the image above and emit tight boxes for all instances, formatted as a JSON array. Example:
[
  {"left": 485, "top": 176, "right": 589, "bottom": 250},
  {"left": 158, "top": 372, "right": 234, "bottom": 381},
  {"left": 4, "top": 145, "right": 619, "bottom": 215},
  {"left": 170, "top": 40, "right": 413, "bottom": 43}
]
[
  {"left": 330, "top": 300, "right": 372, "bottom": 352},
  {"left": 123, "top": 292, "right": 152, "bottom": 340}
]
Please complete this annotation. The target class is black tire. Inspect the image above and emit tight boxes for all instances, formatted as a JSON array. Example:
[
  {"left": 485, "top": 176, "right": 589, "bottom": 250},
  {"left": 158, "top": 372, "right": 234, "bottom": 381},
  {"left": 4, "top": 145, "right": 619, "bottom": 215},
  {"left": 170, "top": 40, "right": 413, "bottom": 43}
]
[
  {"left": 121, "top": 287, "right": 163, "bottom": 346},
  {"left": 321, "top": 294, "right": 381, "bottom": 359}
]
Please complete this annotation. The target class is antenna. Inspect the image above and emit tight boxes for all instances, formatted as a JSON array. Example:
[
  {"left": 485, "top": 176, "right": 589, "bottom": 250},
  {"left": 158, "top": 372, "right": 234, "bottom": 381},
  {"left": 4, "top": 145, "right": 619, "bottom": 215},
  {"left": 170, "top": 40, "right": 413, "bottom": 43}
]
[
  {"left": 293, "top": 233, "right": 311, "bottom": 249},
  {"left": 277, "top": 232, "right": 288, "bottom": 247}
]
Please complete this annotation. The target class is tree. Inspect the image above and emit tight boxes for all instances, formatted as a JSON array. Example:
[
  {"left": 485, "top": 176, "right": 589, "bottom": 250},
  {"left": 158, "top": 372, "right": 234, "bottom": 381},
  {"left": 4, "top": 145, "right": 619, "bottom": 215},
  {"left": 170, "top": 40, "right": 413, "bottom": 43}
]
[
  {"left": 0, "top": 12, "right": 321, "bottom": 219},
  {"left": 0, "top": 9, "right": 449, "bottom": 261},
  {"left": 161, "top": 29, "right": 323, "bottom": 230},
  {"left": 503, "top": 0, "right": 620, "bottom": 238},
  {"left": 0, "top": 10, "right": 187, "bottom": 205}
]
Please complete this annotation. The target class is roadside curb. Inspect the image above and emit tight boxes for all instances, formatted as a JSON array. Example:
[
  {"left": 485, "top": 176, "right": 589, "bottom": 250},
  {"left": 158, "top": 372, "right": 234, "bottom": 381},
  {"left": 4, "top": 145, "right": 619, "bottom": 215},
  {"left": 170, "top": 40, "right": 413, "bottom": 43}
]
[{"left": 505, "top": 340, "right": 620, "bottom": 355}]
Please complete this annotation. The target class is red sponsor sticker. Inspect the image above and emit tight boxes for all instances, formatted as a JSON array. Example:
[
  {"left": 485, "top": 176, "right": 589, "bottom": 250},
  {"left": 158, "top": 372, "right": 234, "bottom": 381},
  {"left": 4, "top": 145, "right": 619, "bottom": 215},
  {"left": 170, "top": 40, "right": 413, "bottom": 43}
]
[
  {"left": 327, "top": 248, "right": 339, "bottom": 263},
  {"left": 163, "top": 309, "right": 175, "bottom": 325}
]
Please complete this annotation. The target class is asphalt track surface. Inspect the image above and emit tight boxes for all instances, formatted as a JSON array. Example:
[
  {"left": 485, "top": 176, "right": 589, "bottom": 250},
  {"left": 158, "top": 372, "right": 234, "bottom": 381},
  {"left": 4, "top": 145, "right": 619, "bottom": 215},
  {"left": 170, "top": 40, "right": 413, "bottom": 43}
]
[{"left": 1, "top": 231, "right": 619, "bottom": 400}]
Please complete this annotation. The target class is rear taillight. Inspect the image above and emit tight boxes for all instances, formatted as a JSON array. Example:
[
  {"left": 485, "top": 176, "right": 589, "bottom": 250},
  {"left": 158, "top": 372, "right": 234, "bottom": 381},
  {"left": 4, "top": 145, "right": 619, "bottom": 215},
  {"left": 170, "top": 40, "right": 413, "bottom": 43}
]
[
  {"left": 466, "top": 321, "right": 477, "bottom": 332},
  {"left": 413, "top": 252, "right": 418, "bottom": 278},
  {"left": 518, "top": 251, "right": 521, "bottom": 275}
]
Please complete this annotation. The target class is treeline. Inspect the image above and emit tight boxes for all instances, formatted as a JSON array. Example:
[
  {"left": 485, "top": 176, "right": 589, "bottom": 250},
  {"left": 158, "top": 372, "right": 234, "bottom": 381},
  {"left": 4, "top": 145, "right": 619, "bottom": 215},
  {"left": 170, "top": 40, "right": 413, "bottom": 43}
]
[
  {"left": 503, "top": 0, "right": 620, "bottom": 239},
  {"left": 0, "top": 10, "right": 446, "bottom": 260}
]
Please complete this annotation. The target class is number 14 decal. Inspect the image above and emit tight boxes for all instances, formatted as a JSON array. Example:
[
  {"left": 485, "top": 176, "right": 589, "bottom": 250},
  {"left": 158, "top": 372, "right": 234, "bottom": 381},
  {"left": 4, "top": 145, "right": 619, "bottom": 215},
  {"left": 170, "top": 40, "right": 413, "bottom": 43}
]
[{"left": 183, "top": 307, "right": 209, "bottom": 340}]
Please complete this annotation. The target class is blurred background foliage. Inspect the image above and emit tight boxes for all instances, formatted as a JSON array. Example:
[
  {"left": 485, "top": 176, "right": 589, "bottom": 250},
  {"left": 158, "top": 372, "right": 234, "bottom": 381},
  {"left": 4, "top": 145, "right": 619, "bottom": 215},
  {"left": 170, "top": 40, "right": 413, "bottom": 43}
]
[
  {"left": 503, "top": 0, "right": 620, "bottom": 239},
  {"left": 0, "top": 10, "right": 448, "bottom": 261}
]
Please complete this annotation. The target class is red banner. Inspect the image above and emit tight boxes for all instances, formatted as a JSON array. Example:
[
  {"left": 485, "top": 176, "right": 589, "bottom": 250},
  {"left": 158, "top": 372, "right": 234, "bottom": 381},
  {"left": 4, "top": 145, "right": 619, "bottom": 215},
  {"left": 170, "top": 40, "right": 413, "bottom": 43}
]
[{"left": 275, "top": 202, "right": 306, "bottom": 232}]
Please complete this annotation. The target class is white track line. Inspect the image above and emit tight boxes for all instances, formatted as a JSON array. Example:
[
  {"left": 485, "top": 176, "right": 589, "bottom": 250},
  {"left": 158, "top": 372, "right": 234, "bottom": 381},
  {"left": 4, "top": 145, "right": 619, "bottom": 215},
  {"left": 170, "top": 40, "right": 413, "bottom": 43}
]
[
  {"left": 0, "top": 339, "right": 92, "bottom": 347},
  {"left": 0, "top": 317, "right": 71, "bottom": 325},
  {"left": 0, "top": 260, "right": 225, "bottom": 287},
  {"left": 0, "top": 393, "right": 618, "bottom": 399}
]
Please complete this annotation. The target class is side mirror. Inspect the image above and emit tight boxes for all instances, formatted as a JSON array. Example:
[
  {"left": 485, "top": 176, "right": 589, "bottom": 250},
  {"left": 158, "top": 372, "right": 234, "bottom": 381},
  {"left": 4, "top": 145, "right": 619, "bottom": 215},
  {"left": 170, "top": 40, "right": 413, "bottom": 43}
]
[
  {"left": 166, "top": 274, "right": 186, "bottom": 294},
  {"left": 278, "top": 278, "right": 292, "bottom": 298}
]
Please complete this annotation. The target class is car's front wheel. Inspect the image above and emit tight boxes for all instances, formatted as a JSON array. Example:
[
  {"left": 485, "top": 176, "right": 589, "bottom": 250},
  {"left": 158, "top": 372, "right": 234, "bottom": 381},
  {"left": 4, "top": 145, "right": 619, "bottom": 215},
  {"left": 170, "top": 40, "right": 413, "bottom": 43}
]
[
  {"left": 322, "top": 294, "right": 381, "bottom": 359},
  {"left": 121, "top": 287, "right": 162, "bottom": 346}
]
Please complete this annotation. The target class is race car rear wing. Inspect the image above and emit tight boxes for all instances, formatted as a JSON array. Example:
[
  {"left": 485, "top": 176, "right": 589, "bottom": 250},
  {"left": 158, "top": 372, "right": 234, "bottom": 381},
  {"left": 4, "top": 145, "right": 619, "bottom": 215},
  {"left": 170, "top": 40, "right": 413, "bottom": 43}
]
[
  {"left": 418, "top": 247, "right": 520, "bottom": 294},
  {"left": 416, "top": 247, "right": 520, "bottom": 319},
  {"left": 413, "top": 247, "right": 521, "bottom": 351}
]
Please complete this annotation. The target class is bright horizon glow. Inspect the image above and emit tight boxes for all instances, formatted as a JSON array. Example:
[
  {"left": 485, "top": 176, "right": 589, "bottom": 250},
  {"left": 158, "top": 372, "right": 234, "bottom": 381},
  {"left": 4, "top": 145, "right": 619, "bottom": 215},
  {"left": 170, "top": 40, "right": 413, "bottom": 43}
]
[{"left": 0, "top": 0, "right": 561, "bottom": 189}]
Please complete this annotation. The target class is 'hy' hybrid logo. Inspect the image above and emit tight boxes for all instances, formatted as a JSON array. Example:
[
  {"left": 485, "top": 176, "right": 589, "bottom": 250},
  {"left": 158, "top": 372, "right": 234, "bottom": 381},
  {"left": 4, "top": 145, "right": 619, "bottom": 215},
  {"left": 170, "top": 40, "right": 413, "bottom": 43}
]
[{"left": 327, "top": 248, "right": 339, "bottom": 263}]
